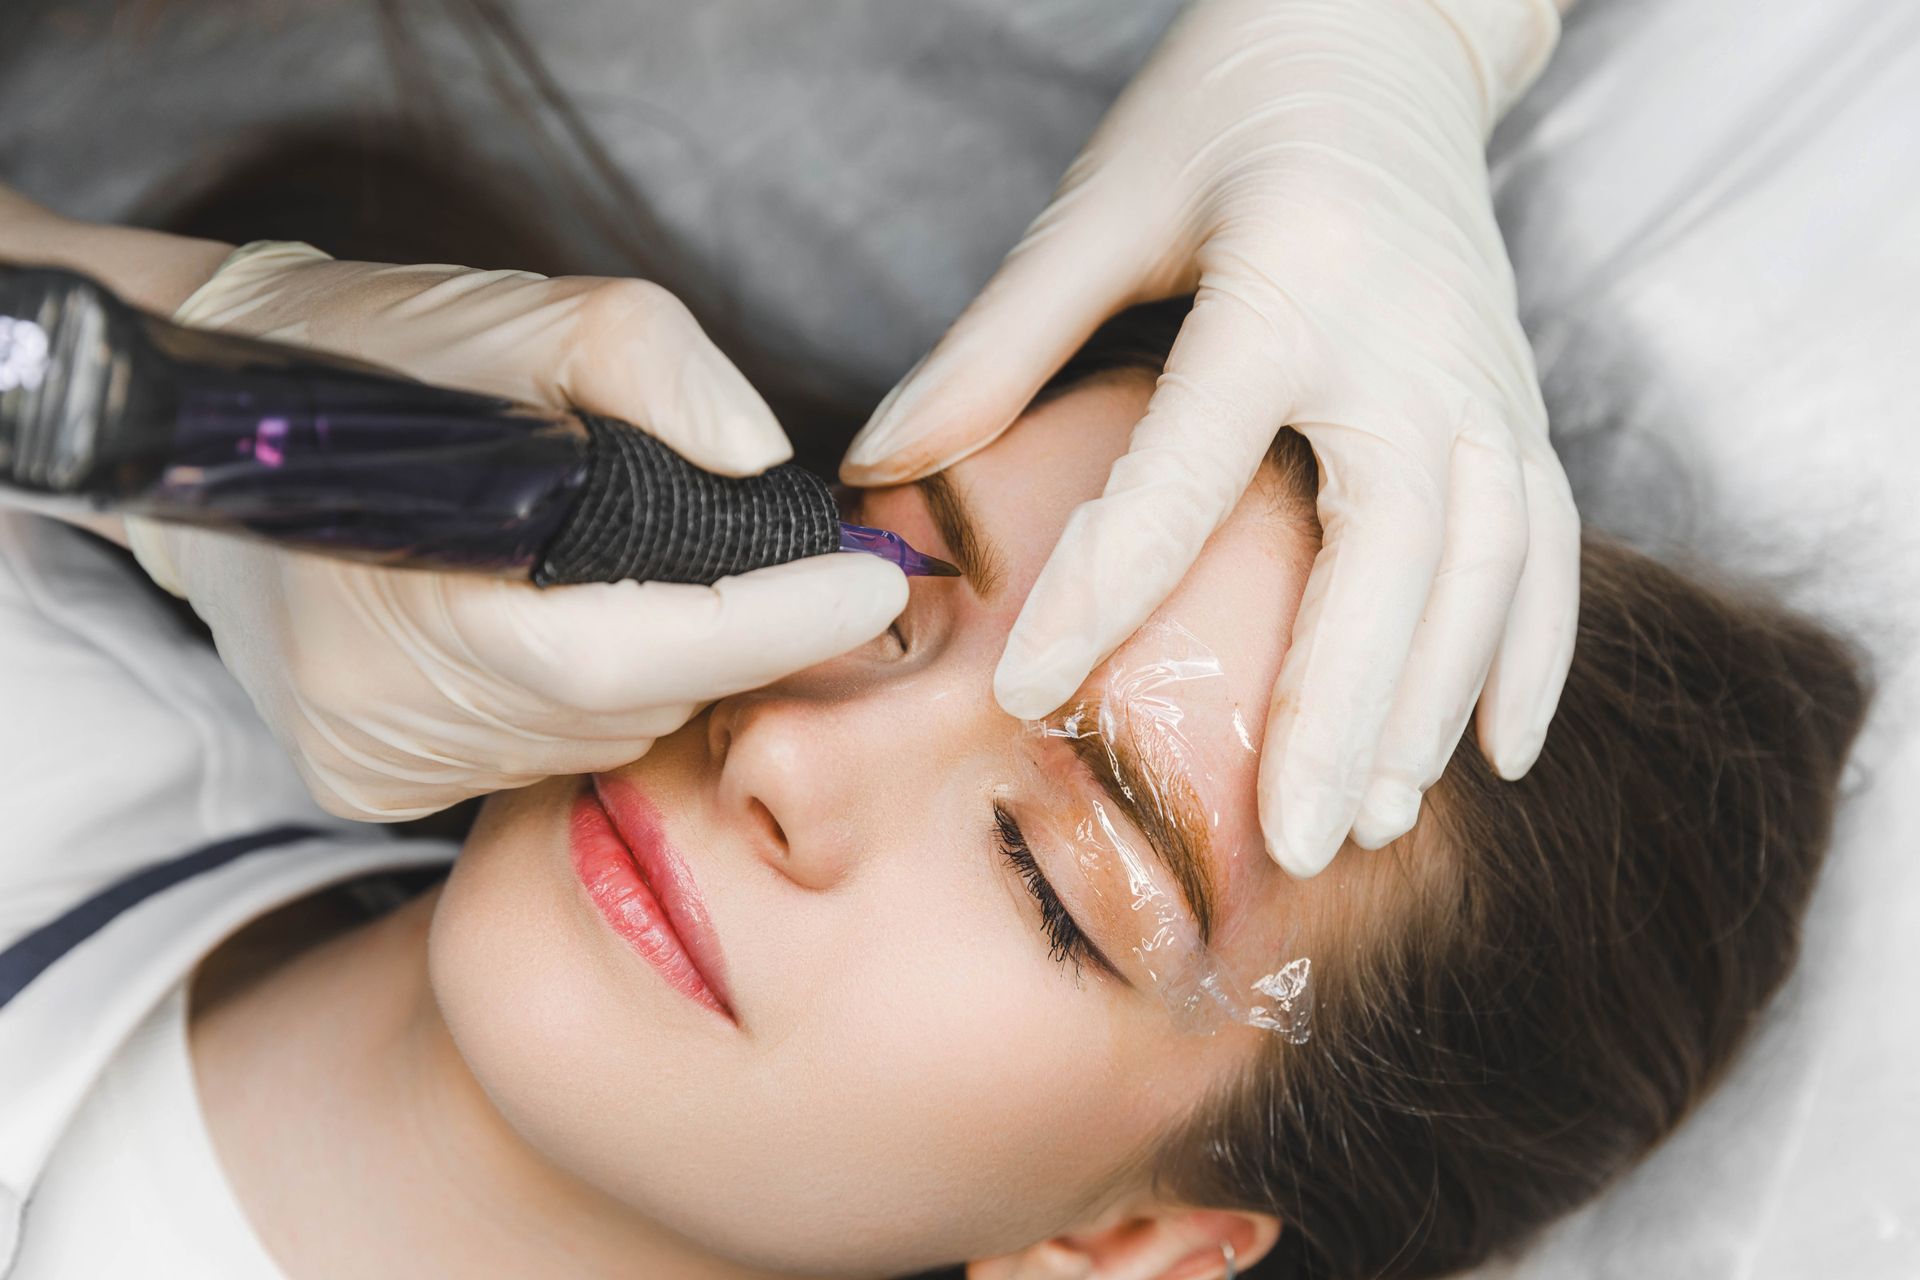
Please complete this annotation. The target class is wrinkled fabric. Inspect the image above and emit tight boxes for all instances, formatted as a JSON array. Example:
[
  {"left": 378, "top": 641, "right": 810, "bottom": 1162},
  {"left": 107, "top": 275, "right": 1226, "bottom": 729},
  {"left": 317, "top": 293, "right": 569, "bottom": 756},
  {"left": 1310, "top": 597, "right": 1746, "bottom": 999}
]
[{"left": 13, "top": 989, "right": 286, "bottom": 1278}]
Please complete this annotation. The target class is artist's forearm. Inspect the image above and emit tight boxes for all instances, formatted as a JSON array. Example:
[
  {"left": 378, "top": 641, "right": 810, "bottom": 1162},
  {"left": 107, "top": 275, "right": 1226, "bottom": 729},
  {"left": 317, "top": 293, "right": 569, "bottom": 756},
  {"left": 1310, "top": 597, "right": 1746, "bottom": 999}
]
[{"left": 0, "top": 184, "right": 231, "bottom": 316}]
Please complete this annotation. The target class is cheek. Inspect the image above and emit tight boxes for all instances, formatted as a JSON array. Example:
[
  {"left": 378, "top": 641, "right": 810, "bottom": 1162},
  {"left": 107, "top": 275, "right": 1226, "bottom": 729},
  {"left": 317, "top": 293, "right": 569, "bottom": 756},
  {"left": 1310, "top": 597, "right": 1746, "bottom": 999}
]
[
  {"left": 703, "top": 863, "right": 1193, "bottom": 1267},
  {"left": 425, "top": 780, "right": 742, "bottom": 1226}
]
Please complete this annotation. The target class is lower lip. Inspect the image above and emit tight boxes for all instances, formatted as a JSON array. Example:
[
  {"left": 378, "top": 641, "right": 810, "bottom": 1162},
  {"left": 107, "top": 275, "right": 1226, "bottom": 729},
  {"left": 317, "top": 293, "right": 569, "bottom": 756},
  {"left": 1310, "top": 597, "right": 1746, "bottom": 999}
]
[{"left": 569, "top": 786, "right": 729, "bottom": 1019}]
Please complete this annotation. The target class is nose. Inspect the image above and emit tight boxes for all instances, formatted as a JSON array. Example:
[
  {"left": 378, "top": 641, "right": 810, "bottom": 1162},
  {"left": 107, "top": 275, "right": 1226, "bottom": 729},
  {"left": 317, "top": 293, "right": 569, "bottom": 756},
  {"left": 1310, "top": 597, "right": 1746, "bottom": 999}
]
[
  {"left": 707, "top": 699, "right": 822, "bottom": 884},
  {"left": 705, "top": 667, "right": 997, "bottom": 892},
  {"left": 710, "top": 692, "right": 878, "bottom": 892}
]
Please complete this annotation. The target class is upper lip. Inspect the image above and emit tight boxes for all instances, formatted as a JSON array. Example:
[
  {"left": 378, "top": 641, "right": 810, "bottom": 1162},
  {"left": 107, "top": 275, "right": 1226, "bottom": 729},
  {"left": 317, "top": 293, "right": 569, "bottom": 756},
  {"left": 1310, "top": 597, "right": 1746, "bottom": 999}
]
[{"left": 590, "top": 774, "right": 738, "bottom": 1019}]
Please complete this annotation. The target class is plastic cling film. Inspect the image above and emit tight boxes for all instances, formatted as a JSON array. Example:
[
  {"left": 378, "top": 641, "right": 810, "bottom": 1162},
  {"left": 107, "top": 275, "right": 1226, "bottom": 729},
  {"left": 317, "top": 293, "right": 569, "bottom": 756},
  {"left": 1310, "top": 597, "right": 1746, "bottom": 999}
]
[
  {"left": 1160, "top": 952, "right": 1313, "bottom": 1043},
  {"left": 1080, "top": 793, "right": 1205, "bottom": 994},
  {"left": 1248, "top": 958, "right": 1313, "bottom": 1044},
  {"left": 1018, "top": 621, "right": 1314, "bottom": 1041}
]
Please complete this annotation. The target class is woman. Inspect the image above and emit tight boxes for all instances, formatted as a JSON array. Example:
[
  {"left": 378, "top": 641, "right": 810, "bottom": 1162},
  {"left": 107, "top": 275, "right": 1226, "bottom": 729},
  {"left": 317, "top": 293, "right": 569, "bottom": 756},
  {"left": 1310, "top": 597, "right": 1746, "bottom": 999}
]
[{"left": 0, "top": 297, "right": 1866, "bottom": 1278}]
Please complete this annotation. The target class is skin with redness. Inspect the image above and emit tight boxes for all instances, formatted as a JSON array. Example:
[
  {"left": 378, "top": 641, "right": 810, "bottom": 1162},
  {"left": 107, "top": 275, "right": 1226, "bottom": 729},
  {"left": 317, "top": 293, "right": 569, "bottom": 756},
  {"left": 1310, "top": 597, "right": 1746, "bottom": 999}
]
[{"left": 190, "top": 374, "right": 1372, "bottom": 1279}]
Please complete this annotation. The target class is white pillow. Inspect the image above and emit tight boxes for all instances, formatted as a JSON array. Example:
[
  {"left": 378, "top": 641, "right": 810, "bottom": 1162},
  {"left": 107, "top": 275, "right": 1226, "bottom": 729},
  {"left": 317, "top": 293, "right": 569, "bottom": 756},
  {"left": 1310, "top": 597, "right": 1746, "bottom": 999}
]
[{"left": 1474, "top": 1, "right": 1920, "bottom": 1275}]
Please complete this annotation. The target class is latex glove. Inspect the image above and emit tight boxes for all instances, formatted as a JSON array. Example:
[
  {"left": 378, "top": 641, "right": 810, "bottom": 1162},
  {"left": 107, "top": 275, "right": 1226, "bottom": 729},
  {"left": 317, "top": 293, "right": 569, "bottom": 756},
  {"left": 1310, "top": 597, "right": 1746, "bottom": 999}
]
[
  {"left": 129, "top": 242, "right": 907, "bottom": 820},
  {"left": 842, "top": 0, "right": 1579, "bottom": 877}
]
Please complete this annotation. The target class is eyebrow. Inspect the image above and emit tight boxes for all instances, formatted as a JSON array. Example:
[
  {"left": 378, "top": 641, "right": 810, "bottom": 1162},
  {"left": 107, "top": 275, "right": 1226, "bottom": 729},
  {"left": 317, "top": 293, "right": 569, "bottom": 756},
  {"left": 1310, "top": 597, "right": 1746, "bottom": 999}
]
[
  {"left": 1058, "top": 715, "right": 1219, "bottom": 946},
  {"left": 916, "top": 473, "right": 1006, "bottom": 599}
]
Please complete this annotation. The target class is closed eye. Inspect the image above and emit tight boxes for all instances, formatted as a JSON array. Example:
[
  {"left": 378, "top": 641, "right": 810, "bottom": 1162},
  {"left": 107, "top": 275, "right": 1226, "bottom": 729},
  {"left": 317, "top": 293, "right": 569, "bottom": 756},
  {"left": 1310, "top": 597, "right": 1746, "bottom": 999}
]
[{"left": 992, "top": 802, "right": 1120, "bottom": 981}]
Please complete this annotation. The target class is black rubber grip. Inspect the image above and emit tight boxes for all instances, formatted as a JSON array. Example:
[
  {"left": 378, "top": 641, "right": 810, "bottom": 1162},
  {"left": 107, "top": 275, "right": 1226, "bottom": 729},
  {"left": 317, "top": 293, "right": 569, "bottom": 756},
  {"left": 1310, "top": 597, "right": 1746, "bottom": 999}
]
[{"left": 533, "top": 414, "right": 839, "bottom": 586}]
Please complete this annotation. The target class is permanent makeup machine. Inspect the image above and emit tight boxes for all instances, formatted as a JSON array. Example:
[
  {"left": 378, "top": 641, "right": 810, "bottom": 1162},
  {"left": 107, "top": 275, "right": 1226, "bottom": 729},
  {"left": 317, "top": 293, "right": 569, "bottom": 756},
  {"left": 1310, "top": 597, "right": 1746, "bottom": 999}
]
[{"left": 0, "top": 265, "right": 957, "bottom": 584}]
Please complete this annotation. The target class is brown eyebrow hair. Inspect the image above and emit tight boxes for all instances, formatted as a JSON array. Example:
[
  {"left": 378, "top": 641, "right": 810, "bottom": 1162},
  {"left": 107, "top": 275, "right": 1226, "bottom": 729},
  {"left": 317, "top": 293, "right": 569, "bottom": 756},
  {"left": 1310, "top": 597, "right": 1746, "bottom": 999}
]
[
  {"left": 1057, "top": 709, "right": 1218, "bottom": 946},
  {"left": 916, "top": 472, "right": 1007, "bottom": 599}
]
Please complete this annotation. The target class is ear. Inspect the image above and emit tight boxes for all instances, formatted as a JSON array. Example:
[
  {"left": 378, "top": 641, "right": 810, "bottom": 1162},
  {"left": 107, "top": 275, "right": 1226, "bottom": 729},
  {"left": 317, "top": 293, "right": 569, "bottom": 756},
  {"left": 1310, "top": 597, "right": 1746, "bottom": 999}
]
[{"left": 967, "top": 1208, "right": 1280, "bottom": 1280}]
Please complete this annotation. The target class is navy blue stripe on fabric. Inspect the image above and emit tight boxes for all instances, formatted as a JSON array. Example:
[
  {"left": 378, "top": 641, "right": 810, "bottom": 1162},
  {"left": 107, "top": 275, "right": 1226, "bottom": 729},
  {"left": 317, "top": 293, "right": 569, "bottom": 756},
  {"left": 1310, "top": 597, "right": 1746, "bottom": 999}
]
[{"left": 0, "top": 823, "right": 329, "bottom": 1010}]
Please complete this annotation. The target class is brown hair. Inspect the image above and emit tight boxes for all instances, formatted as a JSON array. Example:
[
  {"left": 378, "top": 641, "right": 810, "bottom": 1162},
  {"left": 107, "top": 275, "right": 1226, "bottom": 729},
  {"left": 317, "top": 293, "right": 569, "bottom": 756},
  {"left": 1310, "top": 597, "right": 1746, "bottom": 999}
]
[{"left": 1045, "top": 301, "right": 1871, "bottom": 1278}]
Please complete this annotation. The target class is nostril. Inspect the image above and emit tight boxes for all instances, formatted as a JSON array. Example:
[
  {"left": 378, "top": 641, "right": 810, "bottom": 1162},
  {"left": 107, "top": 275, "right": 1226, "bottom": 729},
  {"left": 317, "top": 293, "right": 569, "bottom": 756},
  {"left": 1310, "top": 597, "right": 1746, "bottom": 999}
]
[
  {"left": 750, "top": 798, "right": 789, "bottom": 858},
  {"left": 706, "top": 708, "right": 734, "bottom": 763}
]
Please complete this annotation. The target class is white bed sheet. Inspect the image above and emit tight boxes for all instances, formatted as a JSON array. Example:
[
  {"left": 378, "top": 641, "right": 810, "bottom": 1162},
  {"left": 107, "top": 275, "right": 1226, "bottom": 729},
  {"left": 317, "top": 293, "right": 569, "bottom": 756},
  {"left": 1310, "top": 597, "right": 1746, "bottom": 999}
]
[{"left": 1476, "top": 1, "right": 1920, "bottom": 1274}]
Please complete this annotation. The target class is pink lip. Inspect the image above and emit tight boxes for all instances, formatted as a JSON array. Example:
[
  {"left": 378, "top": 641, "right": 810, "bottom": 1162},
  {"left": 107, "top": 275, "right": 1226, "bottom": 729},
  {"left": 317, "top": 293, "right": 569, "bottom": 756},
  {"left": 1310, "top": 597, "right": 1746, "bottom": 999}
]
[{"left": 569, "top": 776, "right": 735, "bottom": 1021}]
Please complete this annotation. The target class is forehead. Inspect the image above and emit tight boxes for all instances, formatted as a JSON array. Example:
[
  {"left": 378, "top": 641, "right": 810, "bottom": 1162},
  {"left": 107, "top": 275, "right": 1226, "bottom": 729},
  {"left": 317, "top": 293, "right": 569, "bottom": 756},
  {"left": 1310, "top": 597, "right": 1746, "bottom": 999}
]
[{"left": 958, "top": 374, "right": 1314, "bottom": 751}]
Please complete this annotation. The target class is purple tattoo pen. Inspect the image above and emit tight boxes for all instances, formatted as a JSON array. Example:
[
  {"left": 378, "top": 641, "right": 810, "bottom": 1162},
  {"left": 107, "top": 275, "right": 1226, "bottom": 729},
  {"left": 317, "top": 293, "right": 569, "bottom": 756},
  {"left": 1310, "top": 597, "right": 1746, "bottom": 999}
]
[
  {"left": 0, "top": 266, "right": 959, "bottom": 585},
  {"left": 836, "top": 523, "right": 958, "bottom": 577}
]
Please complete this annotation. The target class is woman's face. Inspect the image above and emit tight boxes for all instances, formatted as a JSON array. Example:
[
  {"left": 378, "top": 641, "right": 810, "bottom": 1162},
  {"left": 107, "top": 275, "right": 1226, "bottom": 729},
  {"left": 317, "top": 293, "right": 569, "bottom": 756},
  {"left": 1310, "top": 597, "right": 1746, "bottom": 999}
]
[{"left": 430, "top": 377, "right": 1333, "bottom": 1274}]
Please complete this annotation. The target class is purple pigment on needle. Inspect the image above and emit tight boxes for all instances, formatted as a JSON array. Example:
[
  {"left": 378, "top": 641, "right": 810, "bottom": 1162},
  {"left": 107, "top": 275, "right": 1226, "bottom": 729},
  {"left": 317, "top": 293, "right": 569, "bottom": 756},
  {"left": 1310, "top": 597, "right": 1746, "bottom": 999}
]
[{"left": 838, "top": 523, "right": 962, "bottom": 577}]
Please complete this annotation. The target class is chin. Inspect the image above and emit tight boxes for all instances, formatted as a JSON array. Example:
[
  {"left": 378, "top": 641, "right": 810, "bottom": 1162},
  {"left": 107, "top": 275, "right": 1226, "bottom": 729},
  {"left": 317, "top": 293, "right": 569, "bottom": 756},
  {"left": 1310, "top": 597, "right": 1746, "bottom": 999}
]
[{"left": 423, "top": 779, "right": 743, "bottom": 1230}]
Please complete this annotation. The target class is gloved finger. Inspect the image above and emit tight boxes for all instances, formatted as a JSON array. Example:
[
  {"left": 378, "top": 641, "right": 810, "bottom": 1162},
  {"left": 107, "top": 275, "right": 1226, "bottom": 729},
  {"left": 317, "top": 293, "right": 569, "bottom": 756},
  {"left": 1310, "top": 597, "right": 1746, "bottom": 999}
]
[
  {"left": 301, "top": 703, "right": 691, "bottom": 822},
  {"left": 992, "top": 288, "right": 1302, "bottom": 721},
  {"left": 123, "top": 514, "right": 187, "bottom": 597},
  {"left": 1349, "top": 418, "right": 1529, "bottom": 850},
  {"left": 314, "top": 685, "right": 694, "bottom": 775},
  {"left": 275, "top": 698, "right": 482, "bottom": 823},
  {"left": 840, "top": 168, "right": 1147, "bottom": 486},
  {"left": 1476, "top": 445, "right": 1580, "bottom": 779},
  {"left": 505, "top": 704, "right": 700, "bottom": 754},
  {"left": 1259, "top": 424, "right": 1449, "bottom": 878},
  {"left": 560, "top": 279, "right": 792, "bottom": 478},
  {"left": 340, "top": 268, "right": 790, "bottom": 478},
  {"left": 296, "top": 765, "right": 442, "bottom": 824},
  {"left": 454, "top": 552, "right": 909, "bottom": 713},
  {"left": 188, "top": 257, "right": 794, "bottom": 479},
  {"left": 484, "top": 722, "right": 688, "bottom": 779}
]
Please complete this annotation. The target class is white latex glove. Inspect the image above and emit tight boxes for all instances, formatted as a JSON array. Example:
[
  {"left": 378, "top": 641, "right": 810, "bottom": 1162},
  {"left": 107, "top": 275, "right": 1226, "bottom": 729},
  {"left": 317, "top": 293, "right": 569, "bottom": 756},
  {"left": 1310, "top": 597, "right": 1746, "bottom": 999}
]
[
  {"left": 842, "top": 0, "right": 1579, "bottom": 877},
  {"left": 129, "top": 242, "right": 907, "bottom": 820}
]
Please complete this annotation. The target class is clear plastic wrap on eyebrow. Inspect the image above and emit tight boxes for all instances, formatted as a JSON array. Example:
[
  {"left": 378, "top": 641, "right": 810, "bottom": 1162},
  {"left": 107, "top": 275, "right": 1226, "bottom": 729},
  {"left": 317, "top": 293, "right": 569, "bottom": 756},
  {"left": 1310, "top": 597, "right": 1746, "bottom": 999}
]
[{"left": 1021, "top": 622, "right": 1313, "bottom": 1042}]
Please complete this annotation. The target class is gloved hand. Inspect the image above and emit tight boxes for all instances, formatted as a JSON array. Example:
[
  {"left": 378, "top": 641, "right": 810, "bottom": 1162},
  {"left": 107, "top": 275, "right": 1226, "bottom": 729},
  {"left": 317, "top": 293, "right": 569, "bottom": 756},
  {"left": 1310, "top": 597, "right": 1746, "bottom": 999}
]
[
  {"left": 842, "top": 0, "right": 1579, "bottom": 877},
  {"left": 129, "top": 242, "right": 907, "bottom": 821}
]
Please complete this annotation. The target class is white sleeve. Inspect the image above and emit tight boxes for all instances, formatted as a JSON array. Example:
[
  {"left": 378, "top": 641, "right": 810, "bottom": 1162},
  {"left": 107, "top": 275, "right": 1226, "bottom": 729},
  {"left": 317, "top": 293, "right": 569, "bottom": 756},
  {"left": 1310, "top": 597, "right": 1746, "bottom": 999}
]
[{"left": 0, "top": 512, "right": 345, "bottom": 947}]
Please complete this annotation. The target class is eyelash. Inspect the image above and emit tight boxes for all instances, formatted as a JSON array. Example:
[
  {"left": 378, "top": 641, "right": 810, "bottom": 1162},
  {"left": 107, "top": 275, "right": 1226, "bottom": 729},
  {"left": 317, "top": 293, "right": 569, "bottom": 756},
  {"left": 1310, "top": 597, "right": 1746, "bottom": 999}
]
[{"left": 993, "top": 803, "right": 1097, "bottom": 975}]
